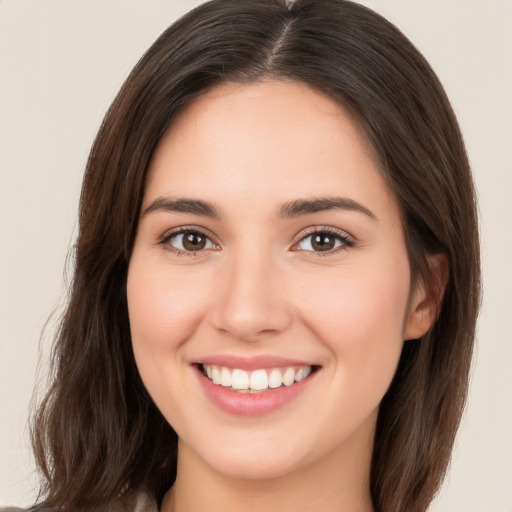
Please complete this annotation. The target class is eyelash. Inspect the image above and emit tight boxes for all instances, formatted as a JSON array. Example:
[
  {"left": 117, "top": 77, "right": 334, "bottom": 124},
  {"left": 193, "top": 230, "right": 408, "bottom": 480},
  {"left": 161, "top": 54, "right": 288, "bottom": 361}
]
[
  {"left": 158, "top": 226, "right": 218, "bottom": 257},
  {"left": 158, "top": 226, "right": 355, "bottom": 257},
  {"left": 292, "top": 227, "right": 355, "bottom": 256}
]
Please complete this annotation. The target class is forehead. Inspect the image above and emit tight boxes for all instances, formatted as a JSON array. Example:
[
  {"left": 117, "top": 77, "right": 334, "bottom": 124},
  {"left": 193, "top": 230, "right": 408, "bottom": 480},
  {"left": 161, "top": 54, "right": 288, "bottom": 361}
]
[{"left": 144, "top": 80, "right": 398, "bottom": 221}]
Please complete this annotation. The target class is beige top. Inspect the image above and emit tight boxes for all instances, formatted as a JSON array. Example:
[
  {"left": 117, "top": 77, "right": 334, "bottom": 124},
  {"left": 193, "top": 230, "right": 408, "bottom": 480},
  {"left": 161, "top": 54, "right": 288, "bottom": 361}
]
[{"left": 0, "top": 492, "right": 158, "bottom": 512}]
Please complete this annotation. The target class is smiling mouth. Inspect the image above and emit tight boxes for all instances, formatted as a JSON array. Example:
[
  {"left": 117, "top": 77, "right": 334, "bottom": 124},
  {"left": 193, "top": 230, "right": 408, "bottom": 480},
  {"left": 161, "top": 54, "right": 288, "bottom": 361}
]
[{"left": 199, "top": 364, "right": 317, "bottom": 393}]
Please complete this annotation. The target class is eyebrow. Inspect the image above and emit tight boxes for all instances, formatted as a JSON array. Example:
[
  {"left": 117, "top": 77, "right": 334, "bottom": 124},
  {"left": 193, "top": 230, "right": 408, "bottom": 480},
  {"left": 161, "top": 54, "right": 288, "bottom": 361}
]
[
  {"left": 143, "top": 197, "right": 223, "bottom": 219},
  {"left": 278, "top": 196, "right": 377, "bottom": 220},
  {"left": 142, "top": 195, "right": 376, "bottom": 221}
]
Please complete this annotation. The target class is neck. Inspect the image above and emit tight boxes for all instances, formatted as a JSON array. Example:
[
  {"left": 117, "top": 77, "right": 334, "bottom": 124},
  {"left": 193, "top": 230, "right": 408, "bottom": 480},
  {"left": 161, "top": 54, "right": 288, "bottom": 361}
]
[{"left": 161, "top": 431, "right": 375, "bottom": 512}]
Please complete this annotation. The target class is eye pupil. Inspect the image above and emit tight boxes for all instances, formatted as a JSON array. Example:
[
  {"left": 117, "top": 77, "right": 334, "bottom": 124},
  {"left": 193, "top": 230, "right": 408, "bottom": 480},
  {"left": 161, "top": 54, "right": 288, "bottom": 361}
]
[
  {"left": 183, "top": 232, "right": 206, "bottom": 251},
  {"left": 312, "top": 233, "right": 335, "bottom": 251}
]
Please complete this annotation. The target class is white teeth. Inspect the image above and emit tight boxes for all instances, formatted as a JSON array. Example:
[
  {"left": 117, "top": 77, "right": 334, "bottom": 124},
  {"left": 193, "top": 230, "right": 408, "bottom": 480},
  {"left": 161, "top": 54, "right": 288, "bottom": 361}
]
[
  {"left": 282, "top": 367, "right": 295, "bottom": 387},
  {"left": 295, "top": 367, "right": 306, "bottom": 382},
  {"left": 231, "top": 369, "right": 249, "bottom": 390},
  {"left": 295, "top": 367, "right": 312, "bottom": 382},
  {"left": 249, "top": 369, "right": 268, "bottom": 391},
  {"left": 268, "top": 368, "right": 283, "bottom": 388},
  {"left": 211, "top": 366, "right": 221, "bottom": 385},
  {"left": 202, "top": 364, "right": 313, "bottom": 392},
  {"left": 220, "top": 367, "right": 232, "bottom": 387}
]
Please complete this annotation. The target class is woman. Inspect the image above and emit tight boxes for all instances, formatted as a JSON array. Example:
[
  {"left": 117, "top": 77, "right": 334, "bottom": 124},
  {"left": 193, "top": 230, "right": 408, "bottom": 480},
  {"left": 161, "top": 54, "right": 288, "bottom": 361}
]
[{"left": 14, "top": 0, "right": 480, "bottom": 511}]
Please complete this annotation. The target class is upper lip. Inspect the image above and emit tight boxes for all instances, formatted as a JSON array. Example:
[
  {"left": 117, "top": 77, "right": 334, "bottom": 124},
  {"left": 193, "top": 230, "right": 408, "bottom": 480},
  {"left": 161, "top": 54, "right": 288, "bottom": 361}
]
[{"left": 194, "top": 355, "right": 318, "bottom": 371}]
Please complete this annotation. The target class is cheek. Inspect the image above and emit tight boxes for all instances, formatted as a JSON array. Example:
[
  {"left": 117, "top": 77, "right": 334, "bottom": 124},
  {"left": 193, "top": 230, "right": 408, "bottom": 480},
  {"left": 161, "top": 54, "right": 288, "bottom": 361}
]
[
  {"left": 127, "top": 260, "right": 208, "bottom": 354},
  {"left": 126, "top": 255, "right": 215, "bottom": 414},
  {"left": 300, "top": 263, "right": 409, "bottom": 337},
  {"left": 126, "top": 255, "right": 218, "bottom": 430},
  {"left": 295, "top": 258, "right": 410, "bottom": 393}
]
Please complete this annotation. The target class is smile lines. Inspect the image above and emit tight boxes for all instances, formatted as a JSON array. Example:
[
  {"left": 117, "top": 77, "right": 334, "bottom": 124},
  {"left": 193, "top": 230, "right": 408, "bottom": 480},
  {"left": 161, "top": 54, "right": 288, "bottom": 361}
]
[{"left": 201, "top": 364, "right": 313, "bottom": 393}]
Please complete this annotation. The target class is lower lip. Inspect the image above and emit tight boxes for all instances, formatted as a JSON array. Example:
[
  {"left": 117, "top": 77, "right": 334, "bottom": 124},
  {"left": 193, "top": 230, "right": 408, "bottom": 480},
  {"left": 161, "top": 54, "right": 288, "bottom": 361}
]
[{"left": 195, "top": 366, "right": 317, "bottom": 416}]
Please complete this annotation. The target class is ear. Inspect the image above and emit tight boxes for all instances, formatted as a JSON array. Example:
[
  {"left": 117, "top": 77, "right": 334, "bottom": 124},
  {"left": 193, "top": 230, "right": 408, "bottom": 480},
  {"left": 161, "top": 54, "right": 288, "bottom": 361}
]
[{"left": 404, "top": 253, "right": 449, "bottom": 341}]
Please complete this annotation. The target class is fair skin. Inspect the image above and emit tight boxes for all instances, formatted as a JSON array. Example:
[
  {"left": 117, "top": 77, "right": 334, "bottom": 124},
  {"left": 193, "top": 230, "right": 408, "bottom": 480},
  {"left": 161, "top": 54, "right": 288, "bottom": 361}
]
[{"left": 127, "top": 80, "right": 437, "bottom": 512}]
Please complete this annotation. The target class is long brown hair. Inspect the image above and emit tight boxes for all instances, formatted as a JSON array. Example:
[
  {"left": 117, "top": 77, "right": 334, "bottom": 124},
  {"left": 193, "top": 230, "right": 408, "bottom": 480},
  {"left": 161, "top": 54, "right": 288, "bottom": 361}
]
[{"left": 31, "top": 1, "right": 480, "bottom": 511}]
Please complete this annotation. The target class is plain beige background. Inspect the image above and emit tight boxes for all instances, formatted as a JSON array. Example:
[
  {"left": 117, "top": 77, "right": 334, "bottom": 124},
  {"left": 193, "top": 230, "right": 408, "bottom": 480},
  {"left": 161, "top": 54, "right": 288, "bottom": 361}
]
[{"left": 1, "top": 0, "right": 511, "bottom": 510}]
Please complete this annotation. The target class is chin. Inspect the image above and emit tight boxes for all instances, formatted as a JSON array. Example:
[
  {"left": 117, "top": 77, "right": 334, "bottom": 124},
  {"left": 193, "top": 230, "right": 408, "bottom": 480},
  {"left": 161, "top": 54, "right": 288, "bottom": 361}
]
[{"left": 179, "top": 427, "right": 312, "bottom": 481}]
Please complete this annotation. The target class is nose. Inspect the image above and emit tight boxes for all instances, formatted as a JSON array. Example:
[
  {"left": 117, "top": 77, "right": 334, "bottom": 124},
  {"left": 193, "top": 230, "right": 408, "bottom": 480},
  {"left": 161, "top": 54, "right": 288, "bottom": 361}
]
[{"left": 209, "top": 252, "right": 293, "bottom": 342}]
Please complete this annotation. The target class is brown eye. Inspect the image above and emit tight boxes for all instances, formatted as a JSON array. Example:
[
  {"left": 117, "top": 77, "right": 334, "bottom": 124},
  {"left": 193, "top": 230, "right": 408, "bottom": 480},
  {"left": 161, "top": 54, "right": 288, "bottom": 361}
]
[
  {"left": 311, "top": 233, "right": 337, "bottom": 251},
  {"left": 296, "top": 230, "right": 352, "bottom": 253},
  {"left": 182, "top": 232, "right": 207, "bottom": 251},
  {"left": 164, "top": 230, "right": 216, "bottom": 253}
]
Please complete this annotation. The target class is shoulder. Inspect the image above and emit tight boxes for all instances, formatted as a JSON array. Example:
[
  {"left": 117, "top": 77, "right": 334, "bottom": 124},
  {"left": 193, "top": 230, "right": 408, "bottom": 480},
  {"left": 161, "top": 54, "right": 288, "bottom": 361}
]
[
  {"left": 0, "top": 493, "right": 157, "bottom": 512},
  {"left": 116, "top": 493, "right": 158, "bottom": 512}
]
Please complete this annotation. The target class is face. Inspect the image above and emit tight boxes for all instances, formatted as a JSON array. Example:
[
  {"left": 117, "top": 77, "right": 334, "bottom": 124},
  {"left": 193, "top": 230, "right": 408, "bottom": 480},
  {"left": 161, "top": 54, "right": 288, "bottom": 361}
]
[{"left": 127, "top": 80, "right": 428, "bottom": 482}]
